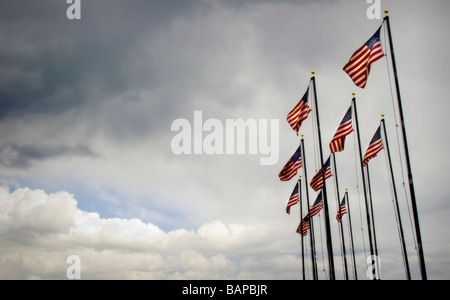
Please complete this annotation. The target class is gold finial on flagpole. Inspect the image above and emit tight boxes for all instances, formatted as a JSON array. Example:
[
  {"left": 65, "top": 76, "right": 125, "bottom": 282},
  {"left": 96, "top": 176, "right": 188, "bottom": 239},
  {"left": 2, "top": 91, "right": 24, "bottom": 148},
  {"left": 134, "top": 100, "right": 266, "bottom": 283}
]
[
  {"left": 384, "top": 9, "right": 389, "bottom": 14},
  {"left": 311, "top": 70, "right": 315, "bottom": 75},
  {"left": 352, "top": 92, "right": 356, "bottom": 96},
  {"left": 301, "top": 134, "right": 304, "bottom": 138},
  {"left": 381, "top": 114, "right": 385, "bottom": 118}
]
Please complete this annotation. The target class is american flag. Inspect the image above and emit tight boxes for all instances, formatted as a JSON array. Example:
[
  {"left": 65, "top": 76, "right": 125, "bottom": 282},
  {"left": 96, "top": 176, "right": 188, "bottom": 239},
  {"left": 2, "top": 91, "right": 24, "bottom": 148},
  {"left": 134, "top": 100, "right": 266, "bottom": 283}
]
[
  {"left": 309, "top": 156, "right": 332, "bottom": 191},
  {"left": 287, "top": 87, "right": 312, "bottom": 135},
  {"left": 286, "top": 183, "right": 300, "bottom": 215},
  {"left": 336, "top": 197, "right": 347, "bottom": 223},
  {"left": 343, "top": 26, "right": 384, "bottom": 89},
  {"left": 363, "top": 125, "right": 383, "bottom": 167},
  {"left": 329, "top": 105, "right": 353, "bottom": 153},
  {"left": 279, "top": 145, "right": 302, "bottom": 182},
  {"left": 309, "top": 191, "right": 323, "bottom": 217},
  {"left": 296, "top": 214, "right": 310, "bottom": 236}
]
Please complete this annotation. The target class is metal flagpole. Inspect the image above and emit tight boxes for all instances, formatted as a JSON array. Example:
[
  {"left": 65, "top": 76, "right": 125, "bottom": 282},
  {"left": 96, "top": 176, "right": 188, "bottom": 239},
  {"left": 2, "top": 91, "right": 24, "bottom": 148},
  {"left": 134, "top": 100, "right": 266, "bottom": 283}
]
[
  {"left": 381, "top": 116, "right": 411, "bottom": 280},
  {"left": 364, "top": 162, "right": 380, "bottom": 279},
  {"left": 383, "top": 11, "right": 427, "bottom": 280},
  {"left": 301, "top": 136, "right": 318, "bottom": 280},
  {"left": 311, "top": 72, "right": 335, "bottom": 280},
  {"left": 332, "top": 153, "right": 349, "bottom": 280},
  {"left": 365, "top": 163, "right": 379, "bottom": 258},
  {"left": 351, "top": 96, "right": 377, "bottom": 278},
  {"left": 298, "top": 178, "right": 305, "bottom": 280},
  {"left": 345, "top": 190, "right": 358, "bottom": 280}
]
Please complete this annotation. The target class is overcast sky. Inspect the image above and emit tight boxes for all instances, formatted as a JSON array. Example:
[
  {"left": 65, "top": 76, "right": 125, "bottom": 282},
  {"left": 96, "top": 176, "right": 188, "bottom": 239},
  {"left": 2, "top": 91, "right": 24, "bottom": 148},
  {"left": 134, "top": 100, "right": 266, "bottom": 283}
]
[{"left": 0, "top": 0, "right": 449, "bottom": 280}]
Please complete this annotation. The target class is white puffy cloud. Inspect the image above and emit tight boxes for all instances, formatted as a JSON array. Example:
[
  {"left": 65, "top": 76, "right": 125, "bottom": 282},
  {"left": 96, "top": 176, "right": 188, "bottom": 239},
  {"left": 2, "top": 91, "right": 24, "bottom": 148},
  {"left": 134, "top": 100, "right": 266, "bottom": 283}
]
[
  {"left": 0, "top": 184, "right": 448, "bottom": 280},
  {"left": 72, "top": 210, "right": 164, "bottom": 239},
  {"left": 0, "top": 187, "right": 77, "bottom": 237},
  {"left": 0, "top": 187, "right": 298, "bottom": 279}
]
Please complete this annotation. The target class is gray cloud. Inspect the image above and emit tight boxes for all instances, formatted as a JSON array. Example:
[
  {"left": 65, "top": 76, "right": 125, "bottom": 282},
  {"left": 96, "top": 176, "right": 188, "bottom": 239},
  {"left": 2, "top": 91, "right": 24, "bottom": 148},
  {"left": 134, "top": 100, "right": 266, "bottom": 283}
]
[
  {"left": 0, "top": 0, "right": 449, "bottom": 280},
  {"left": 0, "top": 143, "right": 97, "bottom": 169},
  {"left": 0, "top": 0, "right": 199, "bottom": 119},
  {"left": 0, "top": 187, "right": 299, "bottom": 279}
]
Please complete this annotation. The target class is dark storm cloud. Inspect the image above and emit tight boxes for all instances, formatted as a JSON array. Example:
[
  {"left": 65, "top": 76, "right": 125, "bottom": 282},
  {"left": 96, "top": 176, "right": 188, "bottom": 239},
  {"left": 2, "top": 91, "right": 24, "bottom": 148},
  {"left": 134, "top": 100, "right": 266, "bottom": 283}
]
[
  {"left": 0, "top": 143, "right": 97, "bottom": 169},
  {"left": 0, "top": 0, "right": 205, "bottom": 120},
  {"left": 0, "top": 0, "right": 230, "bottom": 161},
  {"left": 0, "top": 0, "right": 336, "bottom": 118},
  {"left": 0, "top": 0, "right": 386, "bottom": 168}
]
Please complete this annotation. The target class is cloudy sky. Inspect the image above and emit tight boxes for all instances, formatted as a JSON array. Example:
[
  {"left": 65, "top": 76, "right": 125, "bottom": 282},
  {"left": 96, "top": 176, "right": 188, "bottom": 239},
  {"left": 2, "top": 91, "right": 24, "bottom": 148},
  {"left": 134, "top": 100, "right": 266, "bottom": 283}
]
[{"left": 0, "top": 0, "right": 449, "bottom": 280}]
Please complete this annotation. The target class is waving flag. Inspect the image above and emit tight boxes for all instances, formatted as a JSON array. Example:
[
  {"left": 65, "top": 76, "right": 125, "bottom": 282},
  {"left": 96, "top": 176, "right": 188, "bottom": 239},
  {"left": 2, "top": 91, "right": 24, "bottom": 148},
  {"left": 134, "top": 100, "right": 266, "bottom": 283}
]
[
  {"left": 279, "top": 145, "right": 302, "bottom": 182},
  {"left": 343, "top": 26, "right": 384, "bottom": 89},
  {"left": 336, "top": 197, "right": 347, "bottom": 223},
  {"left": 363, "top": 125, "right": 383, "bottom": 167},
  {"left": 310, "top": 191, "right": 324, "bottom": 217},
  {"left": 296, "top": 215, "right": 310, "bottom": 236},
  {"left": 296, "top": 192, "right": 323, "bottom": 236},
  {"left": 330, "top": 105, "right": 353, "bottom": 153},
  {"left": 310, "top": 156, "right": 332, "bottom": 191},
  {"left": 287, "top": 87, "right": 312, "bottom": 135},
  {"left": 286, "top": 183, "right": 300, "bottom": 215}
]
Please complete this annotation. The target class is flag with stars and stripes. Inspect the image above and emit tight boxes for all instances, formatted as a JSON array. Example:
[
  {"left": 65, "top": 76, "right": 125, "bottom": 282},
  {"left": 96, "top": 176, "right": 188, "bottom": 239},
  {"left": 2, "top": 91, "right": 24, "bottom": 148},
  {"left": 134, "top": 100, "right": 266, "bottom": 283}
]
[
  {"left": 279, "top": 145, "right": 302, "bottom": 182},
  {"left": 309, "top": 156, "right": 332, "bottom": 191},
  {"left": 309, "top": 191, "right": 324, "bottom": 217},
  {"left": 287, "top": 87, "right": 312, "bottom": 135},
  {"left": 336, "top": 197, "right": 347, "bottom": 223},
  {"left": 286, "top": 183, "right": 300, "bottom": 215},
  {"left": 330, "top": 105, "right": 353, "bottom": 153},
  {"left": 343, "top": 26, "right": 384, "bottom": 89},
  {"left": 296, "top": 215, "right": 310, "bottom": 236},
  {"left": 363, "top": 125, "right": 383, "bottom": 167}
]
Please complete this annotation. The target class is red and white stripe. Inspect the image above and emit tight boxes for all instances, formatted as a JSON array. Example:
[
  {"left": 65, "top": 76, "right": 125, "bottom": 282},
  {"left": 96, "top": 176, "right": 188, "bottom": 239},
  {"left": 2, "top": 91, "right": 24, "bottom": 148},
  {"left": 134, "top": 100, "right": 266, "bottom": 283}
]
[
  {"left": 296, "top": 218, "right": 310, "bottom": 236},
  {"left": 286, "top": 193, "right": 299, "bottom": 215},
  {"left": 309, "top": 201, "right": 323, "bottom": 218},
  {"left": 363, "top": 139, "right": 383, "bottom": 167},
  {"left": 329, "top": 119, "right": 353, "bottom": 153},
  {"left": 287, "top": 100, "right": 311, "bottom": 134},
  {"left": 279, "top": 159, "right": 302, "bottom": 182},
  {"left": 343, "top": 41, "right": 384, "bottom": 89},
  {"left": 336, "top": 205, "right": 347, "bottom": 223},
  {"left": 310, "top": 166, "right": 332, "bottom": 192}
]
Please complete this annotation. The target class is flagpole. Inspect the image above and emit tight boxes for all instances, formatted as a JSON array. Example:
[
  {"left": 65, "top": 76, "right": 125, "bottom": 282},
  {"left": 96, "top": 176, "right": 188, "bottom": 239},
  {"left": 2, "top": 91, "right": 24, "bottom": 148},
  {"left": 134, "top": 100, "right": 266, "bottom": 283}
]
[
  {"left": 332, "top": 153, "right": 349, "bottom": 280},
  {"left": 301, "top": 136, "right": 318, "bottom": 280},
  {"left": 383, "top": 11, "right": 427, "bottom": 280},
  {"left": 364, "top": 162, "right": 381, "bottom": 279},
  {"left": 345, "top": 189, "right": 358, "bottom": 280},
  {"left": 311, "top": 73, "right": 336, "bottom": 280},
  {"left": 381, "top": 116, "right": 411, "bottom": 280},
  {"left": 298, "top": 177, "right": 305, "bottom": 280},
  {"left": 351, "top": 96, "right": 377, "bottom": 276}
]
